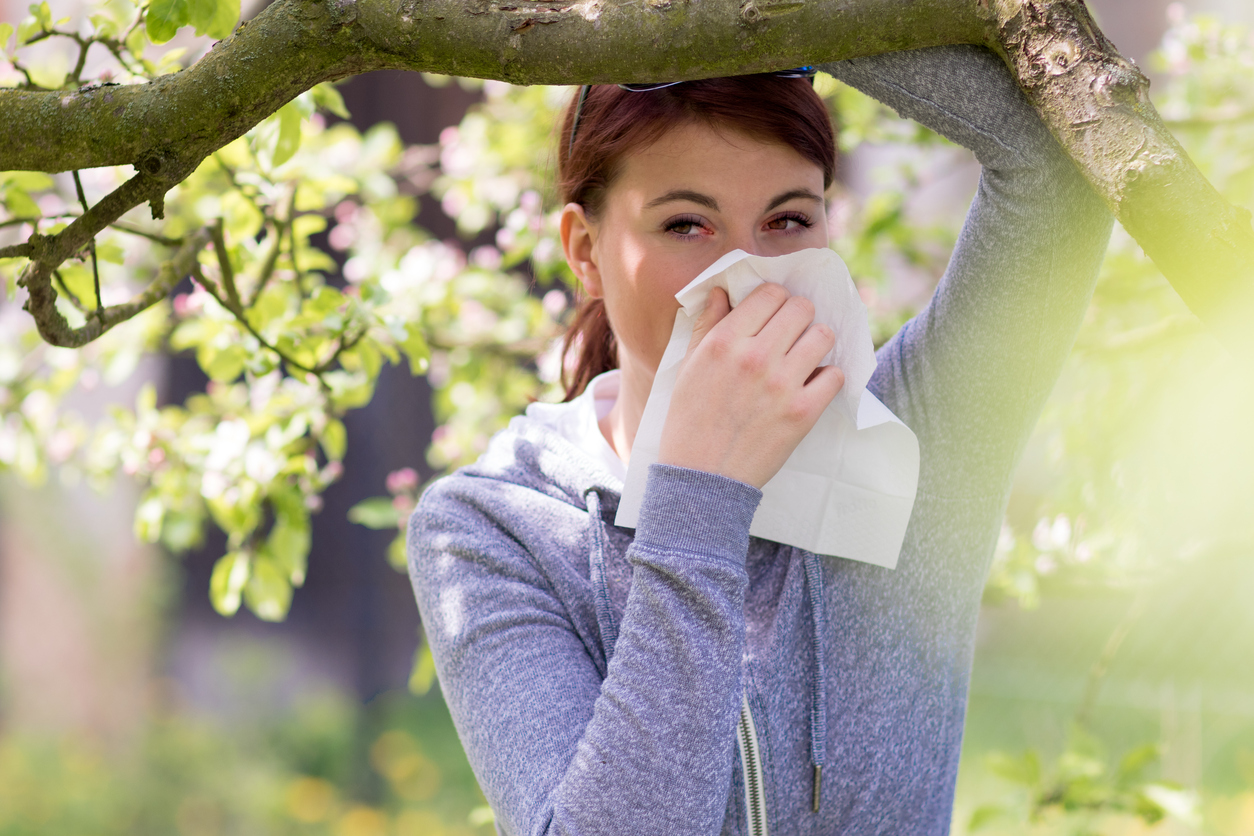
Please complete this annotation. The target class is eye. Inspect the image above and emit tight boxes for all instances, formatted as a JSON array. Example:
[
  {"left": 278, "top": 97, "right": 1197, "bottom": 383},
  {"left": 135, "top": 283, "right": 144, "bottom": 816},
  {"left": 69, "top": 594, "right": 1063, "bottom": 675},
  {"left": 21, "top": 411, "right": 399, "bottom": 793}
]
[
  {"left": 663, "top": 214, "right": 710, "bottom": 238},
  {"left": 763, "top": 212, "right": 814, "bottom": 233}
]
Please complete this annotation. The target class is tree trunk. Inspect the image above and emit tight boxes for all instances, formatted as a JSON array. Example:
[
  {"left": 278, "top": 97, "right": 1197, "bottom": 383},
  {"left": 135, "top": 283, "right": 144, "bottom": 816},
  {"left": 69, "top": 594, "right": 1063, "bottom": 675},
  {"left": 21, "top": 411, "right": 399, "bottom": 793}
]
[{"left": 4, "top": 0, "right": 1252, "bottom": 357}]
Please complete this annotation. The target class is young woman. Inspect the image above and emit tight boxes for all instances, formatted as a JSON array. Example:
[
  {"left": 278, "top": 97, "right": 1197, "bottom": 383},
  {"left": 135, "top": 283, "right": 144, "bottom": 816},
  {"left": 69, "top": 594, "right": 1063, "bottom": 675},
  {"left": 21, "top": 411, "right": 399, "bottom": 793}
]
[{"left": 409, "top": 46, "right": 1113, "bottom": 835}]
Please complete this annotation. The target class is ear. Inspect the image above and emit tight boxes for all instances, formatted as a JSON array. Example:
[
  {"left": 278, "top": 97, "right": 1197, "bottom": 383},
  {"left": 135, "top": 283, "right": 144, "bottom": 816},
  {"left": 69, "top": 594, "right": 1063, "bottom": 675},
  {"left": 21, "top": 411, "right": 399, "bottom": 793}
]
[{"left": 559, "top": 202, "right": 603, "bottom": 299}]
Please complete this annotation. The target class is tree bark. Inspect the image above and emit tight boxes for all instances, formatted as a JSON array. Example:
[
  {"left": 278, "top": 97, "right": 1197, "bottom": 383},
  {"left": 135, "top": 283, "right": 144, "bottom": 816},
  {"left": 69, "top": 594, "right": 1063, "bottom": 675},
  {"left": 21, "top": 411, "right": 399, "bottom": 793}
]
[{"left": 4, "top": 0, "right": 1253, "bottom": 357}]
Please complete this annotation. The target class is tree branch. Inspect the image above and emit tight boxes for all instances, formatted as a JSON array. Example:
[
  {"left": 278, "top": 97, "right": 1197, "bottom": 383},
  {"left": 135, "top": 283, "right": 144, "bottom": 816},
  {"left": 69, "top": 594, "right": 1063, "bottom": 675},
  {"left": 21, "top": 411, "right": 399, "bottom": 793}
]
[
  {"left": 1, "top": 0, "right": 1252, "bottom": 361},
  {"left": 0, "top": 243, "right": 35, "bottom": 258},
  {"left": 19, "top": 227, "right": 211, "bottom": 348},
  {"left": 0, "top": 0, "right": 382, "bottom": 174},
  {"left": 0, "top": 0, "right": 989, "bottom": 175},
  {"left": 985, "top": 0, "right": 1254, "bottom": 359}
]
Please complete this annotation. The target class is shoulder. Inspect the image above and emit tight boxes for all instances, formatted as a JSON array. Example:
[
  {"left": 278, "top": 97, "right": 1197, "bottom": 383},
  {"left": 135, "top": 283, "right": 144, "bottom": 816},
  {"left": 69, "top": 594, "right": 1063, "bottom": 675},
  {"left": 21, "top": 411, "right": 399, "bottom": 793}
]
[{"left": 407, "top": 420, "right": 608, "bottom": 592}]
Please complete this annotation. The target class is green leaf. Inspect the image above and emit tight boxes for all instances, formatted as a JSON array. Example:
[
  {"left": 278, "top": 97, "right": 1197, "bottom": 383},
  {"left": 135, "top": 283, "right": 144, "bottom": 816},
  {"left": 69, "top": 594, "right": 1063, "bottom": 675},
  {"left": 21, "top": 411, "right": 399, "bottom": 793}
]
[
  {"left": 87, "top": 12, "right": 116, "bottom": 39},
  {"left": 987, "top": 750, "right": 1041, "bottom": 787},
  {"left": 272, "top": 102, "right": 303, "bottom": 168},
  {"left": 311, "top": 83, "right": 350, "bottom": 119},
  {"left": 387, "top": 533, "right": 407, "bottom": 571},
  {"left": 188, "top": 0, "right": 238, "bottom": 39},
  {"left": 15, "top": 17, "right": 40, "bottom": 47},
  {"left": 4, "top": 187, "right": 40, "bottom": 219},
  {"left": 291, "top": 213, "right": 327, "bottom": 245},
  {"left": 348, "top": 496, "right": 400, "bottom": 530},
  {"left": 407, "top": 641, "right": 437, "bottom": 696},
  {"left": 401, "top": 323, "right": 429, "bottom": 375},
  {"left": 209, "top": 551, "right": 250, "bottom": 616},
  {"left": 32, "top": 1, "right": 52, "bottom": 28},
  {"left": 344, "top": 339, "right": 383, "bottom": 379},
  {"left": 267, "top": 498, "right": 310, "bottom": 586},
  {"left": 57, "top": 264, "right": 94, "bottom": 308},
  {"left": 199, "top": 342, "right": 247, "bottom": 382},
  {"left": 124, "top": 24, "right": 147, "bottom": 59},
  {"left": 306, "top": 285, "right": 345, "bottom": 316},
  {"left": 145, "top": 0, "right": 191, "bottom": 43},
  {"left": 321, "top": 418, "right": 346, "bottom": 461},
  {"left": 967, "top": 804, "right": 1004, "bottom": 832},
  {"left": 134, "top": 493, "right": 165, "bottom": 543},
  {"left": 161, "top": 511, "right": 204, "bottom": 552},
  {"left": 0, "top": 23, "right": 14, "bottom": 55},
  {"left": 1117, "top": 743, "right": 1160, "bottom": 783},
  {"left": 325, "top": 370, "right": 373, "bottom": 410},
  {"left": 1140, "top": 784, "right": 1200, "bottom": 826},
  {"left": 95, "top": 241, "right": 125, "bottom": 265},
  {"left": 244, "top": 556, "right": 292, "bottom": 622}
]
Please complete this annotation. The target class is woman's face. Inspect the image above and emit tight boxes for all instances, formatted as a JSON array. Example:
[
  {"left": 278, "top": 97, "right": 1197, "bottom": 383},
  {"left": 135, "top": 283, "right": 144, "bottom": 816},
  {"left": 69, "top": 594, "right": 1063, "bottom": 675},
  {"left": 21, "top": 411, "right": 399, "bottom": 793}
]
[{"left": 561, "top": 120, "right": 829, "bottom": 378}]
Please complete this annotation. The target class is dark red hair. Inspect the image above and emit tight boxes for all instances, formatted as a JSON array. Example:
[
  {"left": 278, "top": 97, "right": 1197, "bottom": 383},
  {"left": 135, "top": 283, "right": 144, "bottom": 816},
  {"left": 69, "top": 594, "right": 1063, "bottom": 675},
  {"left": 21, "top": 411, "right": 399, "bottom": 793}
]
[{"left": 557, "top": 75, "right": 837, "bottom": 400}]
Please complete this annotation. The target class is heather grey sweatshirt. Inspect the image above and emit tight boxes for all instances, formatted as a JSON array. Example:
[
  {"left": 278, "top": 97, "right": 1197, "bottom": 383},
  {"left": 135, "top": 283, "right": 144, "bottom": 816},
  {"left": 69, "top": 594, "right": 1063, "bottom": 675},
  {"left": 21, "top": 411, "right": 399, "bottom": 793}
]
[{"left": 408, "top": 46, "right": 1113, "bottom": 835}]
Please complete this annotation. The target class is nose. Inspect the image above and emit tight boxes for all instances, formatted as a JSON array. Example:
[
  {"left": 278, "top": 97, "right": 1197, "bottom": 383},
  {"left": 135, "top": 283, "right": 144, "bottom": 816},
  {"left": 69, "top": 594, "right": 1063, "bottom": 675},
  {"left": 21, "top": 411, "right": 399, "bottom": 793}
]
[{"left": 724, "top": 227, "right": 761, "bottom": 257}]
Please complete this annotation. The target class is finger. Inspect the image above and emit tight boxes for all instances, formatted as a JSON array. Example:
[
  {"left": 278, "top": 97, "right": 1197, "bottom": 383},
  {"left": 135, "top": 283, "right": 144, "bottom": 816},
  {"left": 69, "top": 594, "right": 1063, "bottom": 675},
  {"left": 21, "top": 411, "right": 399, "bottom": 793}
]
[
  {"left": 784, "top": 321, "right": 836, "bottom": 379},
  {"left": 688, "top": 286, "right": 731, "bottom": 351},
  {"left": 721, "top": 282, "right": 790, "bottom": 337},
  {"left": 756, "top": 295, "right": 818, "bottom": 356},
  {"left": 797, "top": 365, "right": 845, "bottom": 414}
]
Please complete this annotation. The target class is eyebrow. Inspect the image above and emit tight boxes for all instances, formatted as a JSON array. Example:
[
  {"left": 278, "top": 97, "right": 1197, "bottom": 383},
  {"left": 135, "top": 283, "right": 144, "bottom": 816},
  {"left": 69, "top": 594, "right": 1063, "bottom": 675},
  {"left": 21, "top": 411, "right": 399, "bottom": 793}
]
[
  {"left": 644, "top": 189, "right": 719, "bottom": 210},
  {"left": 643, "top": 188, "right": 825, "bottom": 212},
  {"left": 765, "top": 189, "right": 825, "bottom": 212}
]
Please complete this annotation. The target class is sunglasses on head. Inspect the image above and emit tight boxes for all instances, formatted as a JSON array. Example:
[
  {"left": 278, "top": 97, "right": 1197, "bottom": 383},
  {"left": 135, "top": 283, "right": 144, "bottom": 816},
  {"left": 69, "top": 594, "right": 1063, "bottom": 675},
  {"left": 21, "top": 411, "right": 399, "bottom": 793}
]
[{"left": 568, "top": 67, "right": 818, "bottom": 157}]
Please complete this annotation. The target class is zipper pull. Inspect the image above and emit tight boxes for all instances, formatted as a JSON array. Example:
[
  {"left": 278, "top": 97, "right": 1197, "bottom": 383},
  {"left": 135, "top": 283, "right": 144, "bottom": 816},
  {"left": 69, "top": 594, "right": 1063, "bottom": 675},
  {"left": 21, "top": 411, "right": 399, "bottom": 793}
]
[{"left": 812, "top": 764, "right": 822, "bottom": 813}]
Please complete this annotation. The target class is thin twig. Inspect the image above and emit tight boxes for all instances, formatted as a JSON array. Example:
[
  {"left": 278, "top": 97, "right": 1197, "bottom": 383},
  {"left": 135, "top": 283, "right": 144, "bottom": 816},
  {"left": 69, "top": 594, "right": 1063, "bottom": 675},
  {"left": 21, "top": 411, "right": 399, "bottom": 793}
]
[
  {"left": 52, "top": 269, "right": 87, "bottom": 312},
  {"left": 249, "top": 222, "right": 285, "bottom": 308},
  {"left": 0, "top": 214, "right": 77, "bottom": 230},
  {"left": 70, "top": 35, "right": 92, "bottom": 86},
  {"left": 110, "top": 221, "right": 183, "bottom": 247},
  {"left": 1075, "top": 593, "right": 1149, "bottom": 729},
  {"left": 0, "top": 242, "right": 35, "bottom": 259},
  {"left": 313, "top": 326, "right": 366, "bottom": 373},
  {"left": 211, "top": 219, "right": 246, "bottom": 314},
  {"left": 1164, "top": 112, "right": 1254, "bottom": 129},
  {"left": 9, "top": 60, "right": 38, "bottom": 89},
  {"left": 192, "top": 262, "right": 320, "bottom": 377},
  {"left": 213, "top": 153, "right": 248, "bottom": 195},
  {"left": 72, "top": 170, "right": 103, "bottom": 316}
]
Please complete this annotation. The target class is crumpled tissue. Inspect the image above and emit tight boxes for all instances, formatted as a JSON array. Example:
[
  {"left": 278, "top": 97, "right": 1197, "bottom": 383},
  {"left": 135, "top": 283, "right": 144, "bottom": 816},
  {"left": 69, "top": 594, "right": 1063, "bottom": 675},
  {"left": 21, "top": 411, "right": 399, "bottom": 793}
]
[{"left": 614, "top": 248, "right": 920, "bottom": 569}]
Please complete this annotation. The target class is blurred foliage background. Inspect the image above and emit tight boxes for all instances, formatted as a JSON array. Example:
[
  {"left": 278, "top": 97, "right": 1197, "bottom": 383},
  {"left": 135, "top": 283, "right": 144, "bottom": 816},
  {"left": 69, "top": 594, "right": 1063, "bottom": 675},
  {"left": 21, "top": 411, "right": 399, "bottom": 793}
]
[{"left": 0, "top": 0, "right": 1253, "bottom": 832}]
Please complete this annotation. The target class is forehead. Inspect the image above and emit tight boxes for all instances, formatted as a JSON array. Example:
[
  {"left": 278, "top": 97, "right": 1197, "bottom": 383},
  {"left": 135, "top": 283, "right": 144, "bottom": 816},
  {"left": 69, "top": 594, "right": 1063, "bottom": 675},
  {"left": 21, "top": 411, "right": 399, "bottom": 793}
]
[{"left": 611, "top": 121, "right": 825, "bottom": 202}]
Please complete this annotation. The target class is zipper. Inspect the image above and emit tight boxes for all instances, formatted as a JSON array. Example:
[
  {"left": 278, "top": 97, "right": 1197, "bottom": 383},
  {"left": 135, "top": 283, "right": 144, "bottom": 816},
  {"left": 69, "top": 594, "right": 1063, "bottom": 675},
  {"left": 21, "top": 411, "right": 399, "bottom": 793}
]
[{"left": 737, "top": 695, "right": 769, "bottom": 836}]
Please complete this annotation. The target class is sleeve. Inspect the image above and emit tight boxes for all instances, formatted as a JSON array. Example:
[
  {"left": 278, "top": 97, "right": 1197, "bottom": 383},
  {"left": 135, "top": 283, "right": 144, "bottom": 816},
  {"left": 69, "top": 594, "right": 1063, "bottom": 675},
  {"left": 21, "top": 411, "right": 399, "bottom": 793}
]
[
  {"left": 820, "top": 46, "right": 1114, "bottom": 497},
  {"left": 408, "top": 464, "right": 762, "bottom": 836}
]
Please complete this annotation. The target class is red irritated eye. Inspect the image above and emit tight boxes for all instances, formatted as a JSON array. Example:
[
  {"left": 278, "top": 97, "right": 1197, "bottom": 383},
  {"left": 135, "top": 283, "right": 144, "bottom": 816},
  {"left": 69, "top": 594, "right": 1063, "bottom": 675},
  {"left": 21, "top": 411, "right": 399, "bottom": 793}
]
[
  {"left": 764, "top": 212, "right": 814, "bottom": 232},
  {"left": 663, "top": 214, "right": 710, "bottom": 238}
]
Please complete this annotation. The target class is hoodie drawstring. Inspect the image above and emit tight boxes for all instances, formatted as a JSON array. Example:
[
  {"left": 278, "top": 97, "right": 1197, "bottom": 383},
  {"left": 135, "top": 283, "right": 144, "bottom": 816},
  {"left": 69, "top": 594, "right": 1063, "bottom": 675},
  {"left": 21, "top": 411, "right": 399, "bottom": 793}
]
[
  {"left": 585, "top": 489, "right": 619, "bottom": 662},
  {"left": 802, "top": 549, "right": 828, "bottom": 813}
]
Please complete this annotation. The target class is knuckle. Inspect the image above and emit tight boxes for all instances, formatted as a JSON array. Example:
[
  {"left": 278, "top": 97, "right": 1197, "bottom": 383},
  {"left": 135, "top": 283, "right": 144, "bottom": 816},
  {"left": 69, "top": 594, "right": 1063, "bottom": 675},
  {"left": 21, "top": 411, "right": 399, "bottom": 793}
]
[
  {"left": 783, "top": 400, "right": 811, "bottom": 425},
  {"left": 765, "top": 370, "right": 789, "bottom": 396},
  {"left": 790, "top": 296, "right": 816, "bottom": 319},
  {"left": 737, "top": 347, "right": 767, "bottom": 375},
  {"left": 759, "top": 283, "right": 789, "bottom": 305},
  {"left": 704, "top": 331, "right": 734, "bottom": 359}
]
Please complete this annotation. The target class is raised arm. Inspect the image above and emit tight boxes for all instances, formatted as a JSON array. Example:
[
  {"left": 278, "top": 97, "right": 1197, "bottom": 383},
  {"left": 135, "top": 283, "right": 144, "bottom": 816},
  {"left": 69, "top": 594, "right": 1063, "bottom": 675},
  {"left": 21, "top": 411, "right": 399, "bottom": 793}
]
[
  {"left": 409, "top": 463, "right": 760, "bottom": 835},
  {"left": 821, "top": 46, "right": 1113, "bottom": 497}
]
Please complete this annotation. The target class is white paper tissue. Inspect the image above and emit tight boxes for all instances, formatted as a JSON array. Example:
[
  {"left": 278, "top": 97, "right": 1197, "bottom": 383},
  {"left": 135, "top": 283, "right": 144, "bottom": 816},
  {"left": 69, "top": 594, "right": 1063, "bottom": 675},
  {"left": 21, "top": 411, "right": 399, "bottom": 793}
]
[{"left": 614, "top": 248, "right": 920, "bottom": 569}]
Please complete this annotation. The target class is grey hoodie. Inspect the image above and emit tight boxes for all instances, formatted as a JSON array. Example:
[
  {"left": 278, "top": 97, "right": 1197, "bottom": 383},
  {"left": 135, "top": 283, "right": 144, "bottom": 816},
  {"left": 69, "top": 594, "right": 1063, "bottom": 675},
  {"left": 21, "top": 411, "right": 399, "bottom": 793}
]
[{"left": 409, "top": 46, "right": 1114, "bottom": 835}]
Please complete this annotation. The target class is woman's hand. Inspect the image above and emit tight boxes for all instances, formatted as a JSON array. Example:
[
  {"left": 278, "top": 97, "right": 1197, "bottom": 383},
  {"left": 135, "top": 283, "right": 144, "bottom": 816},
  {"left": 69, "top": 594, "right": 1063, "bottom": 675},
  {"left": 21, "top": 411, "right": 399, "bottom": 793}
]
[{"left": 658, "top": 284, "right": 845, "bottom": 489}]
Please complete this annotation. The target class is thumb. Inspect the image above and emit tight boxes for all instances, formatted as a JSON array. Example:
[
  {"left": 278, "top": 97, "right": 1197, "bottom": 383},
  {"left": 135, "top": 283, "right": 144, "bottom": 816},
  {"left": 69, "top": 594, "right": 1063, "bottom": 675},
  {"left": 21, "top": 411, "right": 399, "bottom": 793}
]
[{"left": 687, "top": 287, "right": 731, "bottom": 353}]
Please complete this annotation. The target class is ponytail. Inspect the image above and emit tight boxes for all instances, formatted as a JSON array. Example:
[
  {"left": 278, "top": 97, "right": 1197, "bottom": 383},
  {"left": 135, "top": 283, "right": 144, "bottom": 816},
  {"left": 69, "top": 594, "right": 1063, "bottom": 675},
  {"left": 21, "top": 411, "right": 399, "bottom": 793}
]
[{"left": 561, "top": 297, "right": 617, "bottom": 401}]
